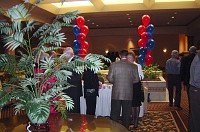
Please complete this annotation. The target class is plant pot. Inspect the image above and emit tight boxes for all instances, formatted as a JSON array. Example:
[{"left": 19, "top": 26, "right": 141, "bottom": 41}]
[{"left": 27, "top": 108, "right": 50, "bottom": 124}]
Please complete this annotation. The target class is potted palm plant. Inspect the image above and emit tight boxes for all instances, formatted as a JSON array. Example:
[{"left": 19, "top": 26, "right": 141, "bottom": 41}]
[{"left": 0, "top": 0, "right": 110, "bottom": 125}]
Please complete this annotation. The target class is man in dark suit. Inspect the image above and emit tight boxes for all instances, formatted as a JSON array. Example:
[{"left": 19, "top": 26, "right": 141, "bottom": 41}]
[
  {"left": 180, "top": 46, "right": 196, "bottom": 111},
  {"left": 63, "top": 47, "right": 82, "bottom": 113},
  {"left": 107, "top": 50, "right": 139, "bottom": 129}
]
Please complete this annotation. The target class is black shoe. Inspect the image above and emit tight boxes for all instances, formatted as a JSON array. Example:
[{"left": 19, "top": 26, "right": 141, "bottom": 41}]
[{"left": 175, "top": 105, "right": 183, "bottom": 110}]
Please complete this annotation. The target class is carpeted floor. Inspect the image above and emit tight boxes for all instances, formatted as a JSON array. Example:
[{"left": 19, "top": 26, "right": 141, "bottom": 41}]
[
  {"left": 147, "top": 88, "right": 189, "bottom": 132},
  {"left": 129, "top": 111, "right": 179, "bottom": 132}
]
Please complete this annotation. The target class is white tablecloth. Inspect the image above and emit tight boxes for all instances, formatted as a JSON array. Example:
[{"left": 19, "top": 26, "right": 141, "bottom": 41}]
[{"left": 80, "top": 83, "right": 144, "bottom": 117}]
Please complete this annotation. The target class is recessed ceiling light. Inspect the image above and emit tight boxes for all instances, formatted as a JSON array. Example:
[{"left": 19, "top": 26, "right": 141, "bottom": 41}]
[
  {"left": 126, "top": 14, "right": 130, "bottom": 16},
  {"left": 92, "top": 22, "right": 95, "bottom": 24},
  {"left": 52, "top": 1, "right": 93, "bottom": 7},
  {"left": 174, "top": 12, "right": 177, "bottom": 14},
  {"left": 130, "top": 21, "right": 132, "bottom": 22},
  {"left": 128, "top": 17, "right": 131, "bottom": 19},
  {"left": 155, "top": 0, "right": 195, "bottom": 2},
  {"left": 87, "top": 20, "right": 90, "bottom": 22},
  {"left": 102, "top": 0, "right": 143, "bottom": 5},
  {"left": 167, "top": 22, "right": 170, "bottom": 24},
  {"left": 171, "top": 16, "right": 175, "bottom": 19},
  {"left": 96, "top": 25, "right": 99, "bottom": 26}
]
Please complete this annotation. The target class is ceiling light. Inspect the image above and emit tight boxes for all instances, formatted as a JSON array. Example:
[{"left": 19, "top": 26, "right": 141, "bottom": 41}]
[
  {"left": 130, "top": 21, "right": 132, "bottom": 22},
  {"left": 92, "top": 22, "right": 95, "bottom": 24},
  {"left": 126, "top": 14, "right": 130, "bottom": 16},
  {"left": 155, "top": 0, "right": 195, "bottom": 2},
  {"left": 102, "top": 0, "right": 143, "bottom": 5},
  {"left": 87, "top": 20, "right": 90, "bottom": 22},
  {"left": 171, "top": 16, "right": 175, "bottom": 19},
  {"left": 128, "top": 17, "right": 131, "bottom": 19},
  {"left": 96, "top": 25, "right": 99, "bottom": 26},
  {"left": 52, "top": 1, "right": 93, "bottom": 7}
]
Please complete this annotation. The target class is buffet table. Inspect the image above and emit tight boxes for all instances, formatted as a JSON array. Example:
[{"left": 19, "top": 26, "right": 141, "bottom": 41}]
[{"left": 80, "top": 83, "right": 146, "bottom": 117}]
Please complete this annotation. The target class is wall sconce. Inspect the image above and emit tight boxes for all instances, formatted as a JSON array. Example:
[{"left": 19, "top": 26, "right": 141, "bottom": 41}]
[
  {"left": 105, "top": 49, "right": 109, "bottom": 54},
  {"left": 163, "top": 48, "right": 167, "bottom": 53}
]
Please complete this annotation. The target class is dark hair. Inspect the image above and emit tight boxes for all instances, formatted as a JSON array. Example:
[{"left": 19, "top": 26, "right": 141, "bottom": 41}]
[{"left": 119, "top": 50, "right": 128, "bottom": 56}]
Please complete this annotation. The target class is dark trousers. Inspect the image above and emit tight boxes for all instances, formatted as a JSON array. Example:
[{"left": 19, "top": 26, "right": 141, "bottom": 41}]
[
  {"left": 167, "top": 74, "right": 182, "bottom": 106},
  {"left": 110, "top": 99, "right": 132, "bottom": 129},
  {"left": 85, "top": 96, "right": 97, "bottom": 115},
  {"left": 188, "top": 86, "right": 200, "bottom": 132},
  {"left": 68, "top": 95, "right": 80, "bottom": 113}
]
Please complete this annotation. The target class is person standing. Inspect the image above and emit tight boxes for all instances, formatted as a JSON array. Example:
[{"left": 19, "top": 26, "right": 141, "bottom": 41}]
[
  {"left": 166, "top": 50, "right": 182, "bottom": 110},
  {"left": 62, "top": 47, "right": 82, "bottom": 113},
  {"left": 107, "top": 50, "right": 139, "bottom": 129},
  {"left": 188, "top": 52, "right": 200, "bottom": 132},
  {"left": 127, "top": 52, "right": 144, "bottom": 128},
  {"left": 83, "top": 69, "right": 99, "bottom": 115},
  {"left": 180, "top": 46, "right": 197, "bottom": 111}
]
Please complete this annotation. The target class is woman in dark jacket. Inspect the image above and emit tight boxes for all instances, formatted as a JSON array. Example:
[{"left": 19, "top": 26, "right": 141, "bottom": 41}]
[{"left": 83, "top": 69, "right": 99, "bottom": 115}]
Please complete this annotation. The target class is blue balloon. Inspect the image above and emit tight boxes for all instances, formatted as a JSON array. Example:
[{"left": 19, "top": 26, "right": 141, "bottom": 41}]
[
  {"left": 72, "top": 25, "right": 80, "bottom": 36},
  {"left": 74, "top": 50, "right": 79, "bottom": 55},
  {"left": 146, "top": 24, "right": 154, "bottom": 35},
  {"left": 72, "top": 40, "right": 80, "bottom": 51},
  {"left": 138, "top": 55, "right": 145, "bottom": 67},
  {"left": 146, "top": 39, "right": 155, "bottom": 50},
  {"left": 139, "top": 47, "right": 147, "bottom": 56}
]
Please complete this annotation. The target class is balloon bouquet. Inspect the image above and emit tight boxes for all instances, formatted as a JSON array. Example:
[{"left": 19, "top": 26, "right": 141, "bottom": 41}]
[
  {"left": 72, "top": 16, "right": 89, "bottom": 58},
  {"left": 137, "top": 15, "right": 155, "bottom": 66}
]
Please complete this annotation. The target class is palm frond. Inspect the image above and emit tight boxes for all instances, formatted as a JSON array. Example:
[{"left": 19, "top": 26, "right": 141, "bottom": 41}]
[
  {"left": 0, "top": 54, "right": 18, "bottom": 74},
  {"left": 7, "top": 4, "right": 30, "bottom": 20},
  {"left": 3, "top": 32, "right": 26, "bottom": 51},
  {"left": 54, "top": 10, "right": 79, "bottom": 24},
  {"left": 23, "top": 19, "right": 40, "bottom": 32},
  {"left": 41, "top": 46, "right": 60, "bottom": 53},
  {"left": 0, "top": 22, "right": 12, "bottom": 35},
  {"left": 0, "top": 90, "right": 12, "bottom": 108},
  {"left": 26, "top": 100, "right": 50, "bottom": 121},
  {"left": 61, "top": 94, "right": 74, "bottom": 111}
]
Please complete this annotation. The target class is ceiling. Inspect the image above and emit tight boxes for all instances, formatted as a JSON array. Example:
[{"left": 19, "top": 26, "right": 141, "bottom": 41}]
[{"left": 0, "top": 0, "right": 200, "bottom": 29}]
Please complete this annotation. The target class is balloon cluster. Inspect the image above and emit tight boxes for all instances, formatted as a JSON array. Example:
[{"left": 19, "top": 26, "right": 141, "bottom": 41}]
[
  {"left": 72, "top": 16, "right": 89, "bottom": 58},
  {"left": 137, "top": 15, "right": 155, "bottom": 66}
]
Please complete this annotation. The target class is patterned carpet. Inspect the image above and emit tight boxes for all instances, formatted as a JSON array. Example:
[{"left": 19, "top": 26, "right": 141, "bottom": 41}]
[
  {"left": 129, "top": 111, "right": 179, "bottom": 132},
  {"left": 146, "top": 89, "right": 189, "bottom": 132}
]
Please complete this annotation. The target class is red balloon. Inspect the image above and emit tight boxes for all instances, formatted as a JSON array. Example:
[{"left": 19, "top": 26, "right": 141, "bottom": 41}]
[
  {"left": 76, "top": 16, "right": 85, "bottom": 27},
  {"left": 137, "top": 25, "right": 146, "bottom": 35},
  {"left": 80, "top": 25, "right": 89, "bottom": 35},
  {"left": 146, "top": 50, "right": 152, "bottom": 56},
  {"left": 78, "top": 33, "right": 86, "bottom": 42},
  {"left": 142, "top": 15, "right": 150, "bottom": 26},
  {"left": 81, "top": 41, "right": 89, "bottom": 50},
  {"left": 138, "top": 39, "right": 147, "bottom": 48},
  {"left": 141, "top": 32, "right": 149, "bottom": 41},
  {"left": 145, "top": 55, "right": 153, "bottom": 66},
  {"left": 78, "top": 49, "right": 87, "bottom": 58}
]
